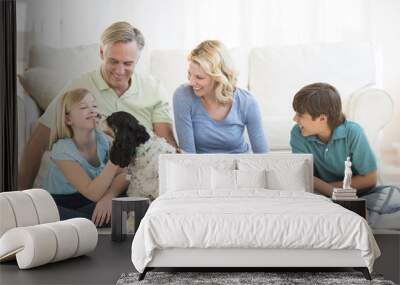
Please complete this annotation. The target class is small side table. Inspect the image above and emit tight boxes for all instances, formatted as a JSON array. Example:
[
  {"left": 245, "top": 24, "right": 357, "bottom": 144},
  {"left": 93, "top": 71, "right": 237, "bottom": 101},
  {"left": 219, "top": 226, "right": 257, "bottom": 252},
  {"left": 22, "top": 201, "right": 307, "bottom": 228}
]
[
  {"left": 112, "top": 197, "right": 150, "bottom": 242},
  {"left": 332, "top": 198, "right": 367, "bottom": 219}
]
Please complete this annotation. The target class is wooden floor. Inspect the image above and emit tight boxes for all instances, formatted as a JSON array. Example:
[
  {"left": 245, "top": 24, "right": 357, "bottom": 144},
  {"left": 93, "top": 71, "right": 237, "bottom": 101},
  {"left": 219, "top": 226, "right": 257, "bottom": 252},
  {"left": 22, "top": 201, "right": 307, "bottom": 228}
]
[
  {"left": 1, "top": 232, "right": 398, "bottom": 285},
  {"left": 0, "top": 234, "right": 134, "bottom": 285}
]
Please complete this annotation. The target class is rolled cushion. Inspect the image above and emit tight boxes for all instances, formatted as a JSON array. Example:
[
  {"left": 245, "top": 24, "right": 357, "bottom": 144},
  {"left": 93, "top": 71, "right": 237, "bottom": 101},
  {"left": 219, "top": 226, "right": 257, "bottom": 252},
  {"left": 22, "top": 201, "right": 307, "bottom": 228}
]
[
  {"left": 0, "top": 189, "right": 59, "bottom": 238},
  {"left": 0, "top": 191, "right": 39, "bottom": 228},
  {"left": 65, "top": 218, "right": 98, "bottom": 257},
  {"left": 24, "top": 188, "right": 59, "bottom": 224},
  {"left": 42, "top": 221, "right": 79, "bottom": 262},
  {"left": 0, "top": 218, "right": 97, "bottom": 269},
  {"left": 0, "top": 196, "right": 17, "bottom": 237}
]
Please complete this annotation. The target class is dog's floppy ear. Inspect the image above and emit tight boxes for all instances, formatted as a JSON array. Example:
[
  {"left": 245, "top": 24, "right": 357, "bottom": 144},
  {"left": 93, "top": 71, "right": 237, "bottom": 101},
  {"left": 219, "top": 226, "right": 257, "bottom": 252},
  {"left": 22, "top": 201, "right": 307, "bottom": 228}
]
[
  {"left": 107, "top": 112, "right": 134, "bottom": 167},
  {"left": 106, "top": 111, "right": 150, "bottom": 167},
  {"left": 133, "top": 124, "right": 150, "bottom": 145}
]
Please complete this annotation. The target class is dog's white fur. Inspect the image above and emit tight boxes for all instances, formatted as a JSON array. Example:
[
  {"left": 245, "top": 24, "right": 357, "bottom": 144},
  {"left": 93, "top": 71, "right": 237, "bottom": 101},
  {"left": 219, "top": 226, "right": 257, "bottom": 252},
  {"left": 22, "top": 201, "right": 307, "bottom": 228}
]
[{"left": 127, "top": 136, "right": 176, "bottom": 200}]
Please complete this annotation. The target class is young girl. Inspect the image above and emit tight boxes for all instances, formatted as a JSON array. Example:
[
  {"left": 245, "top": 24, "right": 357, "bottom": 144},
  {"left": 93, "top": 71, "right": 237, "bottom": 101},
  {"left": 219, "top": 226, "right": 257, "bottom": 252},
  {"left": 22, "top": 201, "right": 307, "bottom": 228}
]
[{"left": 45, "top": 88, "right": 129, "bottom": 226}]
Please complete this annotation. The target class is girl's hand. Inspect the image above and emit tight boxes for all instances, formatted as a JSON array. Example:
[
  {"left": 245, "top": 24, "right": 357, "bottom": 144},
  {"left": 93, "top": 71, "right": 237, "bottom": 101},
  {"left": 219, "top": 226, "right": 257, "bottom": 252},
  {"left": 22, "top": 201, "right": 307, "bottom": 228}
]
[{"left": 91, "top": 193, "right": 113, "bottom": 226}]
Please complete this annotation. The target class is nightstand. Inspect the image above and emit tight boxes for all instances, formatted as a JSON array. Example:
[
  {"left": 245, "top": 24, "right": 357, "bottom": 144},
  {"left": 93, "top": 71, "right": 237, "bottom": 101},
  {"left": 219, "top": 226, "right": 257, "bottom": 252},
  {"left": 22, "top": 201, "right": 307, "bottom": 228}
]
[
  {"left": 111, "top": 197, "right": 150, "bottom": 242},
  {"left": 332, "top": 198, "right": 367, "bottom": 219}
]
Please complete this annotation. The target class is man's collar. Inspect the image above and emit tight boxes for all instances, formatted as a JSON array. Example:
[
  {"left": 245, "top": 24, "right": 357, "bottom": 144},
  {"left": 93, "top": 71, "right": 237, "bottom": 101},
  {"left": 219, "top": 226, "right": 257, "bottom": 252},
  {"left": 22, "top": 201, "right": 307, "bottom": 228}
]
[
  {"left": 94, "top": 68, "right": 110, "bottom": 91},
  {"left": 94, "top": 67, "right": 137, "bottom": 95}
]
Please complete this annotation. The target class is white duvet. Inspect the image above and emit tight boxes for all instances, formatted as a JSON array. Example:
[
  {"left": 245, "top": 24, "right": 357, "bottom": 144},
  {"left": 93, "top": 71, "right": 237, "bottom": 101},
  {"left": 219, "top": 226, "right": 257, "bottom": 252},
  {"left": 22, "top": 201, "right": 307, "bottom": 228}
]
[{"left": 131, "top": 190, "right": 380, "bottom": 273}]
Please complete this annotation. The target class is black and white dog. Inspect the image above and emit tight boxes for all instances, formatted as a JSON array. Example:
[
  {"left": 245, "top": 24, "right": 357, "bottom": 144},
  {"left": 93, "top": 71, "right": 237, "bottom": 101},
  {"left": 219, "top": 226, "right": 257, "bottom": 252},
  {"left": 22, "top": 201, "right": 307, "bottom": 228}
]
[{"left": 105, "top": 111, "right": 176, "bottom": 199}]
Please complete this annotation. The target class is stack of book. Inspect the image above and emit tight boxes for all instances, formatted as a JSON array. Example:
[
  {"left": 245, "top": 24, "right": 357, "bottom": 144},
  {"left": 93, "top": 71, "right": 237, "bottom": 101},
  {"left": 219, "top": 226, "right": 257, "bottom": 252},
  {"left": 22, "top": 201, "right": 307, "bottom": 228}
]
[{"left": 332, "top": 188, "right": 358, "bottom": 200}]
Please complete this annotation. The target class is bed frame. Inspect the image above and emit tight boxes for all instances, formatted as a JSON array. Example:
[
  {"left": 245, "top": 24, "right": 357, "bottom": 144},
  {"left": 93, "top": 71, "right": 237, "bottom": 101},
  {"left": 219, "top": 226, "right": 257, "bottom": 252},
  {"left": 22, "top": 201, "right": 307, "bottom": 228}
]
[
  {"left": 138, "top": 154, "right": 372, "bottom": 280},
  {"left": 140, "top": 248, "right": 370, "bottom": 280}
]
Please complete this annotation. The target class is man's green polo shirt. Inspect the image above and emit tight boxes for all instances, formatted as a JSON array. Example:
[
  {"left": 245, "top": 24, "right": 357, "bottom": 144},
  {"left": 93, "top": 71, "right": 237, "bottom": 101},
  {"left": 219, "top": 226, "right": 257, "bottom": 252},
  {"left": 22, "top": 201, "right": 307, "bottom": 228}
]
[
  {"left": 290, "top": 120, "right": 377, "bottom": 183},
  {"left": 39, "top": 68, "right": 172, "bottom": 132}
]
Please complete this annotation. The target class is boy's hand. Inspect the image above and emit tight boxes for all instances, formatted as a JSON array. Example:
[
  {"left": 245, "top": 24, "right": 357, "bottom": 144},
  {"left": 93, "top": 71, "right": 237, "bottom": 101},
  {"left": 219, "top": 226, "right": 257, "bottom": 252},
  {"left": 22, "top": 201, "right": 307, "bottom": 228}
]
[
  {"left": 313, "top": 177, "right": 335, "bottom": 197},
  {"left": 329, "top": 181, "right": 343, "bottom": 188}
]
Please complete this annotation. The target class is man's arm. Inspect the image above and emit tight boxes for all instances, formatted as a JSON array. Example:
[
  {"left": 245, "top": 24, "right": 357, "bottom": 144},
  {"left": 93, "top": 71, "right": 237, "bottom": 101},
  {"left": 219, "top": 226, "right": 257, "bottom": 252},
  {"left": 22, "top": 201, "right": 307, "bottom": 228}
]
[
  {"left": 153, "top": 122, "right": 178, "bottom": 148},
  {"left": 18, "top": 123, "right": 50, "bottom": 190},
  {"left": 329, "top": 171, "right": 378, "bottom": 193}
]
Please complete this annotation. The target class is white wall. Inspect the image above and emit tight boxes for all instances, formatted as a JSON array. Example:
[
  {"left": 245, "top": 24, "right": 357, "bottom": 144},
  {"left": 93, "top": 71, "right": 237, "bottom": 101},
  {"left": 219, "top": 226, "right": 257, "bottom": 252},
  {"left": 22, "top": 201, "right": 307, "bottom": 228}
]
[{"left": 16, "top": 0, "right": 400, "bottom": 152}]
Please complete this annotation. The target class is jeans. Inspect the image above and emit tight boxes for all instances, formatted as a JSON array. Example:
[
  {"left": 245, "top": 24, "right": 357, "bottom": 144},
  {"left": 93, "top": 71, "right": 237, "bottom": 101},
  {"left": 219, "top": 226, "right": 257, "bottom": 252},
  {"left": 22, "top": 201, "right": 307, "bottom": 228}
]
[
  {"left": 51, "top": 193, "right": 95, "bottom": 220},
  {"left": 359, "top": 185, "right": 400, "bottom": 215}
]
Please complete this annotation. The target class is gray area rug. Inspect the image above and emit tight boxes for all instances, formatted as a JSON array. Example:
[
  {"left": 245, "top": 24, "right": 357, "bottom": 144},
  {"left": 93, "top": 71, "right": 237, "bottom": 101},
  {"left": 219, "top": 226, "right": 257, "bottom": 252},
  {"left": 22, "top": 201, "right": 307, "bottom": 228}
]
[{"left": 116, "top": 271, "right": 396, "bottom": 285}]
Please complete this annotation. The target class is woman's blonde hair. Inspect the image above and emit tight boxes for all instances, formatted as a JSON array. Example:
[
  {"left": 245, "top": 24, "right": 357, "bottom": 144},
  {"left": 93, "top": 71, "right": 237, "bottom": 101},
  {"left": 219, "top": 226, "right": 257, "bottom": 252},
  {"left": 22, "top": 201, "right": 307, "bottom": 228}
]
[
  {"left": 49, "top": 88, "right": 92, "bottom": 150},
  {"left": 188, "top": 40, "right": 237, "bottom": 104},
  {"left": 101, "top": 21, "right": 145, "bottom": 54}
]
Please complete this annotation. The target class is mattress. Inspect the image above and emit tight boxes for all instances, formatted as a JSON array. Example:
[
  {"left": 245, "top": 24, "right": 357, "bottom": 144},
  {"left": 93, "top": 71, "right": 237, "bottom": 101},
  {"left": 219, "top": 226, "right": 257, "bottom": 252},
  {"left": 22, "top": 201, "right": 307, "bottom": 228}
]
[{"left": 131, "top": 190, "right": 380, "bottom": 273}]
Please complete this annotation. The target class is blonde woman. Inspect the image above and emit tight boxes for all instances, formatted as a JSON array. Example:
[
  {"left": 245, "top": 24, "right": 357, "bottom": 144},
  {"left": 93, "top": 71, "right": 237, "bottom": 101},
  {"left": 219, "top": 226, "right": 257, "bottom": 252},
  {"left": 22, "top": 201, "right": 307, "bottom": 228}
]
[
  {"left": 46, "top": 88, "right": 128, "bottom": 226},
  {"left": 173, "top": 40, "right": 269, "bottom": 153}
]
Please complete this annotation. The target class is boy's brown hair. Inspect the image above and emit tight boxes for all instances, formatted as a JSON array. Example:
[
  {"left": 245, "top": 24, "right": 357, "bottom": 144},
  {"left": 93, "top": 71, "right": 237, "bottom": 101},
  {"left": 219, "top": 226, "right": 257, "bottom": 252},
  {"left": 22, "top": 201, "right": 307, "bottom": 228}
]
[{"left": 292, "top": 82, "right": 345, "bottom": 130}]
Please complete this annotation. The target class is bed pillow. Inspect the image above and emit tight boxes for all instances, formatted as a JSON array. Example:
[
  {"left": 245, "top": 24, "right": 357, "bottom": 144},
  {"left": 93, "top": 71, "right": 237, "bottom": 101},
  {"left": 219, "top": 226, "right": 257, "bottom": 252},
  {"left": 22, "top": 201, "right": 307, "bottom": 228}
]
[
  {"left": 211, "top": 169, "right": 268, "bottom": 190},
  {"left": 266, "top": 166, "right": 307, "bottom": 191},
  {"left": 211, "top": 169, "right": 237, "bottom": 190},
  {"left": 236, "top": 169, "right": 268, "bottom": 189},
  {"left": 237, "top": 158, "right": 309, "bottom": 191},
  {"left": 167, "top": 162, "right": 212, "bottom": 192}
]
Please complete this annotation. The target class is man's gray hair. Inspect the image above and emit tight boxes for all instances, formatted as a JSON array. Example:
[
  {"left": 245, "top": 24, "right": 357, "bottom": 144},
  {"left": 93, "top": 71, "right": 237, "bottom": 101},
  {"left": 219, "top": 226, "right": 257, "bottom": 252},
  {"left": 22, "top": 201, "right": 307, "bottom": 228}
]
[{"left": 101, "top": 21, "right": 145, "bottom": 53}]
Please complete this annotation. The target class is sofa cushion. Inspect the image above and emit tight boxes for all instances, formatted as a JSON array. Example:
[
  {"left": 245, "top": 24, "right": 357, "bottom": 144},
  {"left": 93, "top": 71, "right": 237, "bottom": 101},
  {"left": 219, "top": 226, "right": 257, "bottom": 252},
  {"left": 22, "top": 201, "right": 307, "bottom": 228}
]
[
  {"left": 18, "top": 67, "right": 66, "bottom": 110},
  {"left": 21, "top": 44, "right": 101, "bottom": 110},
  {"left": 29, "top": 44, "right": 100, "bottom": 76}
]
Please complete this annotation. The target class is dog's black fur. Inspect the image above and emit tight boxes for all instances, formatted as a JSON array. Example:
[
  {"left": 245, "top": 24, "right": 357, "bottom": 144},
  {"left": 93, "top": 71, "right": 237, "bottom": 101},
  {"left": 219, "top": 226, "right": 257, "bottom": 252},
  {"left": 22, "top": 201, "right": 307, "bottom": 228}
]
[{"left": 106, "top": 111, "right": 150, "bottom": 168}]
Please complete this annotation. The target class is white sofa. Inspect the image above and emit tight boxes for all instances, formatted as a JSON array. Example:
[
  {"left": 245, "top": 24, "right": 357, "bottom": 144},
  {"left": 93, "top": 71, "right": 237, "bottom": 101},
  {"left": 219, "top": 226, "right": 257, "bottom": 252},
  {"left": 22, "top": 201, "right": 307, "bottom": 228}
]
[{"left": 17, "top": 41, "right": 393, "bottom": 162}]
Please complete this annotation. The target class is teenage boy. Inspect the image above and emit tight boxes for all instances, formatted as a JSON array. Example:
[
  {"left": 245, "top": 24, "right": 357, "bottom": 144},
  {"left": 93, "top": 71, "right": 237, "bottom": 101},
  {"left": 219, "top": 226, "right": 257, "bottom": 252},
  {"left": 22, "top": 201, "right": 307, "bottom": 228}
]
[{"left": 290, "top": 82, "right": 399, "bottom": 218}]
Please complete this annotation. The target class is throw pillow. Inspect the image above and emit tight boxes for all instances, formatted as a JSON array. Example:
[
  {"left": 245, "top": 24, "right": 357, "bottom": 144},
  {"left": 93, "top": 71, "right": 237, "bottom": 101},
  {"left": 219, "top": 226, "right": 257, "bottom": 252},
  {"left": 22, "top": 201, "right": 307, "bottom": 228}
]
[{"left": 18, "top": 67, "right": 66, "bottom": 111}]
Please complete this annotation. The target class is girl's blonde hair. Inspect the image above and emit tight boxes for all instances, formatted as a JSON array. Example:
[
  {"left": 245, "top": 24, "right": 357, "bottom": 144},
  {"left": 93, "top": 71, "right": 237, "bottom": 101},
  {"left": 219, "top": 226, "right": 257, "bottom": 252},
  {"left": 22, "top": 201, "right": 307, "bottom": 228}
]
[
  {"left": 188, "top": 40, "right": 237, "bottom": 104},
  {"left": 49, "top": 88, "right": 92, "bottom": 150}
]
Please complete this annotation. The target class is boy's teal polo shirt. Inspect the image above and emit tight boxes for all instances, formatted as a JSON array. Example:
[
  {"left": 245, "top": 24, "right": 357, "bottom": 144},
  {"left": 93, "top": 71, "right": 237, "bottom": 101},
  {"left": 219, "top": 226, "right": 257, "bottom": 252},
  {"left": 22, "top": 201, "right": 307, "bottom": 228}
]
[{"left": 290, "top": 120, "right": 377, "bottom": 183}]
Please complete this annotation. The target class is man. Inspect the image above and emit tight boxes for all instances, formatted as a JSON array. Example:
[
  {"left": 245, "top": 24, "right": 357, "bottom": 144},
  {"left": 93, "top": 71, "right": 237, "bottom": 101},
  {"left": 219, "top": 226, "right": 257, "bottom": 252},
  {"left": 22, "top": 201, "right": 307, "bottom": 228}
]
[{"left": 18, "top": 21, "right": 177, "bottom": 189}]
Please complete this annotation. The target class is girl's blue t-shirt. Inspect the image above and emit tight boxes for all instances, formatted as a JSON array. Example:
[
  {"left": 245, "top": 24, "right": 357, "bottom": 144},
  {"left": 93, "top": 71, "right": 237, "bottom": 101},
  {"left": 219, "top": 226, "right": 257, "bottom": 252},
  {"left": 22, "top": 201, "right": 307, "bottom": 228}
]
[{"left": 45, "top": 129, "right": 110, "bottom": 195}]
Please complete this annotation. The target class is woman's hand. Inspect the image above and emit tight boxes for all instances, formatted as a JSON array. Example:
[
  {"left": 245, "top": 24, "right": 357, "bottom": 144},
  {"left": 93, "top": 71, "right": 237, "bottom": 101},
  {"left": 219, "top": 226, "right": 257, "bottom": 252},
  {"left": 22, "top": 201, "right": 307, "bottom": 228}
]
[{"left": 91, "top": 193, "right": 113, "bottom": 226}]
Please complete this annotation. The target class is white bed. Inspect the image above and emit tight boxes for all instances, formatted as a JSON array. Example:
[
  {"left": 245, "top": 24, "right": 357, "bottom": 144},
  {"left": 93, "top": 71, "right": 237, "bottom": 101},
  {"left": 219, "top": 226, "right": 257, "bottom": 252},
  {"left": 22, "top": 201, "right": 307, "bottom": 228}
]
[{"left": 131, "top": 154, "right": 380, "bottom": 280}]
